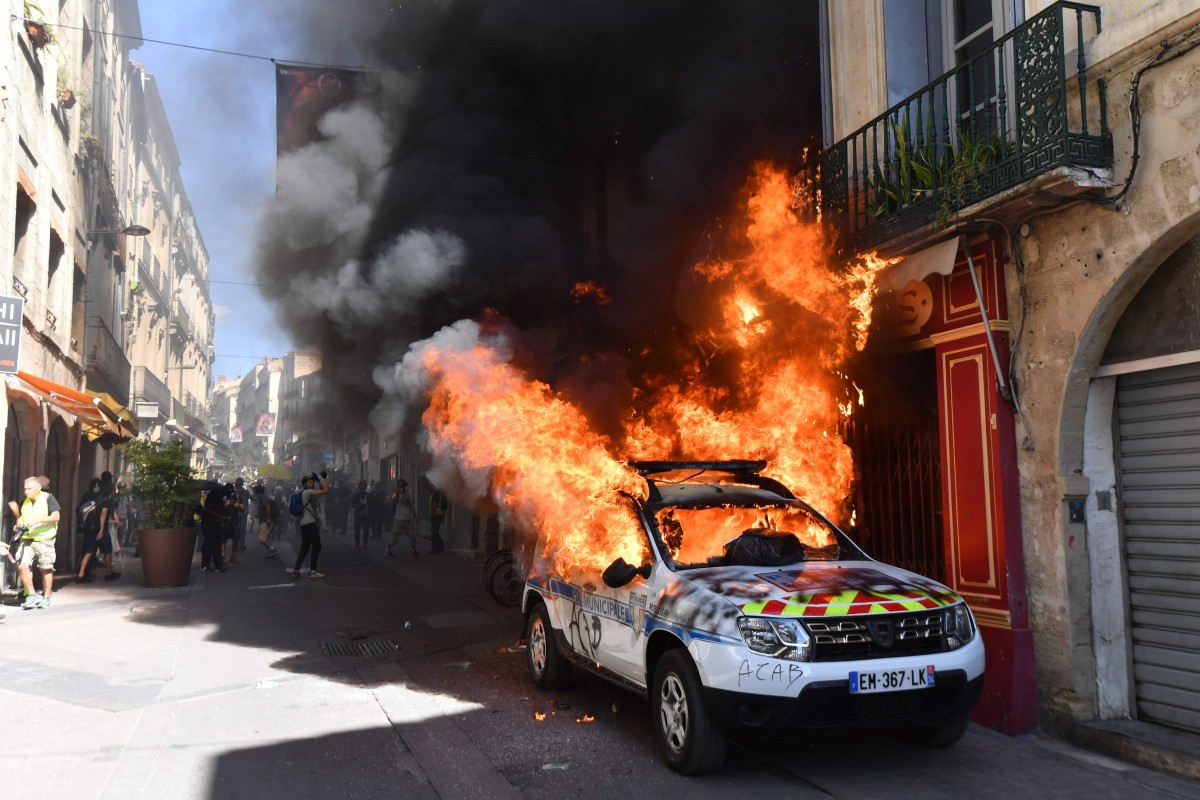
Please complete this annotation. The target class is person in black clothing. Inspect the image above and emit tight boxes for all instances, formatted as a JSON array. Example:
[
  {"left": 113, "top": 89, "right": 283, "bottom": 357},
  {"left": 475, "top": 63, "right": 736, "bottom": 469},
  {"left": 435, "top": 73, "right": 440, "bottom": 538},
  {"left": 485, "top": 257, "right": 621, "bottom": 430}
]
[
  {"left": 350, "top": 480, "right": 369, "bottom": 548},
  {"left": 199, "top": 486, "right": 229, "bottom": 572},
  {"left": 367, "top": 481, "right": 386, "bottom": 541},
  {"left": 77, "top": 480, "right": 121, "bottom": 582}
]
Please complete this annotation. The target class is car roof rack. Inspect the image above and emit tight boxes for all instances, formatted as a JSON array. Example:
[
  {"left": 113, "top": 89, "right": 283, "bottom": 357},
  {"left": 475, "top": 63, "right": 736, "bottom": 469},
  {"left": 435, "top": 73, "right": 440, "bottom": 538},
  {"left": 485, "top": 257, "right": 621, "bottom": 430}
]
[
  {"left": 631, "top": 460, "right": 798, "bottom": 504},
  {"left": 630, "top": 460, "right": 768, "bottom": 476}
]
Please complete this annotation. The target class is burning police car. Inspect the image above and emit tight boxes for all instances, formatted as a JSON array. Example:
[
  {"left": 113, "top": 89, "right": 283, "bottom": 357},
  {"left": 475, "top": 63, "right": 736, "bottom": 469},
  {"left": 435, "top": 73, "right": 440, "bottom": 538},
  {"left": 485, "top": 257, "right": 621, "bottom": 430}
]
[{"left": 522, "top": 460, "right": 984, "bottom": 774}]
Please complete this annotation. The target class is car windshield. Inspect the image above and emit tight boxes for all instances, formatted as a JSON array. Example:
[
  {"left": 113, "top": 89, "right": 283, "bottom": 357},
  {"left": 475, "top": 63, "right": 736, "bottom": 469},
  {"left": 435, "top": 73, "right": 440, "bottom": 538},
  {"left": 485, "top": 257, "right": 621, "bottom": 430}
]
[{"left": 645, "top": 498, "right": 863, "bottom": 569}]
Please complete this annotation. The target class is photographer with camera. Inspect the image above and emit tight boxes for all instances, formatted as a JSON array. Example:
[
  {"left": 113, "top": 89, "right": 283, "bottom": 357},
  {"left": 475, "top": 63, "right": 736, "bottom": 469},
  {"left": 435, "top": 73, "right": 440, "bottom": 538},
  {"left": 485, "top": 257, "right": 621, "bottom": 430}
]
[
  {"left": 292, "top": 470, "right": 329, "bottom": 579},
  {"left": 6, "top": 476, "right": 62, "bottom": 609}
]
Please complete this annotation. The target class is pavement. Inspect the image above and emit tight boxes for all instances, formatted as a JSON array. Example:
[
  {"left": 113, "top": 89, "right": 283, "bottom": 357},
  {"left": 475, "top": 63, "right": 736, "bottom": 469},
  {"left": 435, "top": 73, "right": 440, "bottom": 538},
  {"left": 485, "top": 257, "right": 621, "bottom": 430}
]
[
  {"left": 3, "top": 527, "right": 1200, "bottom": 800},
  {"left": 0, "top": 526, "right": 527, "bottom": 800}
]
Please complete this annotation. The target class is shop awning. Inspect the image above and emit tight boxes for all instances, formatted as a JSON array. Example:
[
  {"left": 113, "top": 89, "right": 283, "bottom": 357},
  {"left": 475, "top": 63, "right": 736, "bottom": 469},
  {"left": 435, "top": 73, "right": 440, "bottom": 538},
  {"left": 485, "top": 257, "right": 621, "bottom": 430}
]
[
  {"left": 7, "top": 371, "right": 138, "bottom": 444},
  {"left": 876, "top": 237, "right": 961, "bottom": 293}
]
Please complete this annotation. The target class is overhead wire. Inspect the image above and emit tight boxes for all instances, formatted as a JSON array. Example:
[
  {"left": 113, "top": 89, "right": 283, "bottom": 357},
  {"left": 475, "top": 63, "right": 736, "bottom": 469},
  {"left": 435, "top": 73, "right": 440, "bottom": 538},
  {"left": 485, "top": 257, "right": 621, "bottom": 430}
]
[{"left": 15, "top": 14, "right": 368, "bottom": 70}]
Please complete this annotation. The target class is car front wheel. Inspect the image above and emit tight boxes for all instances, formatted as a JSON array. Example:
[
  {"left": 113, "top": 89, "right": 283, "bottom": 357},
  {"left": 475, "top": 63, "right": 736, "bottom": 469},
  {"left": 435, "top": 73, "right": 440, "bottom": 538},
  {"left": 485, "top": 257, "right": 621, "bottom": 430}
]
[
  {"left": 652, "top": 649, "right": 728, "bottom": 775},
  {"left": 526, "top": 603, "right": 571, "bottom": 690}
]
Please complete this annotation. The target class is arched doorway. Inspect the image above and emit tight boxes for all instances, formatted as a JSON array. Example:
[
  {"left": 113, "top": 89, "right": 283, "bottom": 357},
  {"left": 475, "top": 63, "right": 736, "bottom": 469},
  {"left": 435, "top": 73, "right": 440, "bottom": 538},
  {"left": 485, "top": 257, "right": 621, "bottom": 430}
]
[{"left": 1084, "top": 231, "right": 1200, "bottom": 733}]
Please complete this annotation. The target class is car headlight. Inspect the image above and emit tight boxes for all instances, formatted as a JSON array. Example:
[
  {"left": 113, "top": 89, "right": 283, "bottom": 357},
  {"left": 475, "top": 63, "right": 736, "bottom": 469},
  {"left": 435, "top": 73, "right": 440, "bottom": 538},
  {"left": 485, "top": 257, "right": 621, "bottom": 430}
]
[
  {"left": 737, "top": 617, "right": 811, "bottom": 662},
  {"left": 942, "top": 603, "right": 976, "bottom": 649}
]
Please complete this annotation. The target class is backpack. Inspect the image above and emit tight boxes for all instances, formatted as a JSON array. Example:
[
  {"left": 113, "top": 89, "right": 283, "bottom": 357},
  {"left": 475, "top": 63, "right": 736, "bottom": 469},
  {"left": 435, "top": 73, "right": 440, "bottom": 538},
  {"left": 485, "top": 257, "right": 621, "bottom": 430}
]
[
  {"left": 289, "top": 490, "right": 304, "bottom": 517},
  {"left": 77, "top": 498, "right": 99, "bottom": 533}
]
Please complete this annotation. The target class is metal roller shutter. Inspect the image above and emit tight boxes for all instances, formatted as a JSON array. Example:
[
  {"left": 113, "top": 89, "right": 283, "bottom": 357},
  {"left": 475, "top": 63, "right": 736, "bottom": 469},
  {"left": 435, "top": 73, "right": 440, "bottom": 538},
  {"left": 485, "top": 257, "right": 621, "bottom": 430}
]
[{"left": 1117, "top": 360, "right": 1200, "bottom": 734}]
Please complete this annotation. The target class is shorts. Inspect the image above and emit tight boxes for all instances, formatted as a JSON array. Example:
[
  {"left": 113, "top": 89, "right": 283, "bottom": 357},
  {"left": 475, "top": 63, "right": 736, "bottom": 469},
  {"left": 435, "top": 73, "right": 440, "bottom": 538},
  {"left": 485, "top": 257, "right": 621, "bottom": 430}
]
[
  {"left": 18, "top": 539, "right": 56, "bottom": 571},
  {"left": 81, "top": 529, "right": 112, "bottom": 555}
]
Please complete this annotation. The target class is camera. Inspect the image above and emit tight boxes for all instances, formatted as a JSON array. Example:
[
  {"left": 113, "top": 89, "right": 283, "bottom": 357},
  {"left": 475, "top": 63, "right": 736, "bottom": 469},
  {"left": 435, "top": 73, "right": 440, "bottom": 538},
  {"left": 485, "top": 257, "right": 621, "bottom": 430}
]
[
  {"left": 13, "top": 523, "right": 29, "bottom": 536},
  {"left": 320, "top": 471, "right": 327, "bottom": 479}
]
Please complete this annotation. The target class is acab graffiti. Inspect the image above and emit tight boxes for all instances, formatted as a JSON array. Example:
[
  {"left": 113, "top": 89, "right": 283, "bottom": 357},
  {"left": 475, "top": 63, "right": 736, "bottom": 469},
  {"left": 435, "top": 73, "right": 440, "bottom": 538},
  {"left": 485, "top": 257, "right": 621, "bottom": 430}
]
[{"left": 738, "top": 659, "right": 805, "bottom": 691}]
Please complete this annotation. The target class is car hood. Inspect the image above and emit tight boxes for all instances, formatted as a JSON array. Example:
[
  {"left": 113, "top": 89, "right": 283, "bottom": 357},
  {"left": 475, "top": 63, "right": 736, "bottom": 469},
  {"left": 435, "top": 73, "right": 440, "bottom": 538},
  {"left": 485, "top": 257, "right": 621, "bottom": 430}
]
[{"left": 677, "top": 560, "right": 963, "bottom": 617}]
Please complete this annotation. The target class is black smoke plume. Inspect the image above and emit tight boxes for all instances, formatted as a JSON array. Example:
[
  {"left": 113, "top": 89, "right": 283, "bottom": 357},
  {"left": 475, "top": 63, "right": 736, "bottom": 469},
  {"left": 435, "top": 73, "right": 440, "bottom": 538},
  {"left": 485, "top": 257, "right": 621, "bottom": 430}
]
[{"left": 255, "top": 0, "right": 822, "bottom": 430}]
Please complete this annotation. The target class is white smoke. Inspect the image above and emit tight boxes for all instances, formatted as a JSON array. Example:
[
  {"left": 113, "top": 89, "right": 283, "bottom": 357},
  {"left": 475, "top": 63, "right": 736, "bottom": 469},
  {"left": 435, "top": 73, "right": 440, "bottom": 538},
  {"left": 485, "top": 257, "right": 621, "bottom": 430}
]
[
  {"left": 258, "top": 70, "right": 466, "bottom": 336},
  {"left": 371, "top": 318, "right": 513, "bottom": 506},
  {"left": 268, "top": 102, "right": 392, "bottom": 253}
]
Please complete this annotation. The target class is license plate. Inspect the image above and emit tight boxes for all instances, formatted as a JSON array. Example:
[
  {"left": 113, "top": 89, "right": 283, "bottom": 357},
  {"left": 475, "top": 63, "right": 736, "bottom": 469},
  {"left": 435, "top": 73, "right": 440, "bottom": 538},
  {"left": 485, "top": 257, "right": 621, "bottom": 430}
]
[{"left": 849, "top": 665, "right": 935, "bottom": 694}]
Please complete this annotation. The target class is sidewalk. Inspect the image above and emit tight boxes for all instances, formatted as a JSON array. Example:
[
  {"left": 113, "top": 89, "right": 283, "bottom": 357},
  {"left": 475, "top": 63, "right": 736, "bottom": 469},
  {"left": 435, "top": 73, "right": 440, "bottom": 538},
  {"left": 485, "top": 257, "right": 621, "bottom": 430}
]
[{"left": 0, "top": 528, "right": 525, "bottom": 799}]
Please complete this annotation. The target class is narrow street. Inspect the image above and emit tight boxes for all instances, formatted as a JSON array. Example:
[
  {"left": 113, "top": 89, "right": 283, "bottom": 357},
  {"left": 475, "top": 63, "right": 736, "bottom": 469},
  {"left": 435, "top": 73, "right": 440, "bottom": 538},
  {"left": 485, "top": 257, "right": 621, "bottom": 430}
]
[{"left": 2, "top": 531, "right": 1198, "bottom": 800}]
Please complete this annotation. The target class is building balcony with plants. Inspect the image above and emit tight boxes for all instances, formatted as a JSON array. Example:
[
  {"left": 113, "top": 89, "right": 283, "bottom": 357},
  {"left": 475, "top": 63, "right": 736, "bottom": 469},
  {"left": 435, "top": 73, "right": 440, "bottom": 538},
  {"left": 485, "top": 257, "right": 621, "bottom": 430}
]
[{"left": 814, "top": 1, "right": 1113, "bottom": 256}]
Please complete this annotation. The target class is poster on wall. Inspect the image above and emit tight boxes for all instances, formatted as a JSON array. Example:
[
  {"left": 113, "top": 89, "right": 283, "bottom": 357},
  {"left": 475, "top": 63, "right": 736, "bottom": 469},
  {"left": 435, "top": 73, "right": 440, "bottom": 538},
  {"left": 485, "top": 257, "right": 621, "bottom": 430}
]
[
  {"left": 255, "top": 413, "right": 276, "bottom": 437},
  {"left": 276, "top": 63, "right": 368, "bottom": 157},
  {"left": 230, "top": 426, "right": 243, "bottom": 444}
]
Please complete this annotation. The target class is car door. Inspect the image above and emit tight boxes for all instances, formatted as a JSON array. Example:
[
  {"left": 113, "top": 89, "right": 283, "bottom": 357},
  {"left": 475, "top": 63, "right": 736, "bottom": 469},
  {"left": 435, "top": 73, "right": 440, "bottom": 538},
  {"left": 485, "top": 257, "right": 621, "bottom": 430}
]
[{"left": 538, "top": 517, "right": 656, "bottom": 684}]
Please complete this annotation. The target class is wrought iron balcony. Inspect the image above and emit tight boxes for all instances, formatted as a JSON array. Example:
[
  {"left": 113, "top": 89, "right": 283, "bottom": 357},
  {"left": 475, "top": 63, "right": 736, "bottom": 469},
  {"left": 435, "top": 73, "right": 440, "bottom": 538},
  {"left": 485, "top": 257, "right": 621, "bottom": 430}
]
[
  {"left": 84, "top": 316, "right": 131, "bottom": 405},
  {"left": 817, "top": 1, "right": 1112, "bottom": 254},
  {"left": 170, "top": 298, "right": 194, "bottom": 341}
]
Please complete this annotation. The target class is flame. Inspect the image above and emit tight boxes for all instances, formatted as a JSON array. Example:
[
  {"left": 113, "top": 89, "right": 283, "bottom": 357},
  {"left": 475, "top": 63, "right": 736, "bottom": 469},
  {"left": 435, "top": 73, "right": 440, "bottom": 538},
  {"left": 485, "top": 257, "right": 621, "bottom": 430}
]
[
  {"left": 571, "top": 280, "right": 611, "bottom": 305},
  {"left": 413, "top": 322, "right": 645, "bottom": 576},
  {"left": 401, "top": 163, "right": 894, "bottom": 577},
  {"left": 534, "top": 711, "right": 547, "bottom": 721},
  {"left": 620, "top": 163, "right": 891, "bottom": 519},
  {"left": 576, "top": 714, "right": 596, "bottom": 723}
]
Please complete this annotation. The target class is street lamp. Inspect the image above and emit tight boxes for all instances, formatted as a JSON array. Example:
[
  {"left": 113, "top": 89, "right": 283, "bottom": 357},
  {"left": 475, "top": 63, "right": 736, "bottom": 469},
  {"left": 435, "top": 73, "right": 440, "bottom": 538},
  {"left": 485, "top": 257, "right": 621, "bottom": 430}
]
[{"left": 88, "top": 224, "right": 151, "bottom": 238}]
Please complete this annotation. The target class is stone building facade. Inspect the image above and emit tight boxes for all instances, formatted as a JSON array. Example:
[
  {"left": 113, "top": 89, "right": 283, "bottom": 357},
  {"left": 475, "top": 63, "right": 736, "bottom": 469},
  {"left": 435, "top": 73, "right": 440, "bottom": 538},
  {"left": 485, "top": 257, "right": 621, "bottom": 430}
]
[{"left": 820, "top": 0, "right": 1200, "bottom": 776}]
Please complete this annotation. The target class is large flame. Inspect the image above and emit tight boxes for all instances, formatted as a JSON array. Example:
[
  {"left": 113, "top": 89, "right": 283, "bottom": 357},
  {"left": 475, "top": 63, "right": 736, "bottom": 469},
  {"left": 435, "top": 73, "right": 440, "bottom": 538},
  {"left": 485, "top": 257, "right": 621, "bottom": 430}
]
[
  {"left": 620, "top": 163, "right": 883, "bottom": 518},
  {"left": 396, "top": 164, "right": 891, "bottom": 576},
  {"left": 407, "top": 321, "right": 646, "bottom": 576}
]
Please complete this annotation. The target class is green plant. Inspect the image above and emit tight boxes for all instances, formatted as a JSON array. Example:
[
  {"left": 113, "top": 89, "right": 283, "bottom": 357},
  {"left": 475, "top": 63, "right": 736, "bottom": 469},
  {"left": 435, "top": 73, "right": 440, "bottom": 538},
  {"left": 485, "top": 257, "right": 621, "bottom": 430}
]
[
  {"left": 869, "top": 113, "right": 940, "bottom": 217},
  {"left": 931, "top": 128, "right": 1015, "bottom": 229},
  {"left": 23, "top": 2, "right": 55, "bottom": 46},
  {"left": 119, "top": 439, "right": 202, "bottom": 528}
]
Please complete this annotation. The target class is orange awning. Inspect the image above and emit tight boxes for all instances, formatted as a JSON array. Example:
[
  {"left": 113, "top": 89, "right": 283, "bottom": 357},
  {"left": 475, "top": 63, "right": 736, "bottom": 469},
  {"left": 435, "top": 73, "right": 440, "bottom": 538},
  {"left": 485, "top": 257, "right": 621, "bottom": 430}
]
[{"left": 7, "top": 371, "right": 138, "bottom": 444}]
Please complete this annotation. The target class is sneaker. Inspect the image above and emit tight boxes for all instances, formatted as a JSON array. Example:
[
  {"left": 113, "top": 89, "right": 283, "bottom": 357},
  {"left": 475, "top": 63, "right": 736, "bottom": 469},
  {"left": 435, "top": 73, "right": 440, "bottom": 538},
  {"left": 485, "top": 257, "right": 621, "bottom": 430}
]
[
  {"left": 200, "top": 566, "right": 211, "bottom": 572},
  {"left": 291, "top": 569, "right": 300, "bottom": 579},
  {"left": 22, "top": 594, "right": 42, "bottom": 609},
  {"left": 266, "top": 548, "right": 279, "bottom": 559},
  {"left": 308, "top": 570, "right": 325, "bottom": 579},
  {"left": 214, "top": 567, "right": 227, "bottom": 573},
  {"left": 39, "top": 595, "right": 51, "bottom": 608},
  {"left": 104, "top": 572, "right": 122, "bottom": 581},
  {"left": 77, "top": 575, "right": 95, "bottom": 583}
]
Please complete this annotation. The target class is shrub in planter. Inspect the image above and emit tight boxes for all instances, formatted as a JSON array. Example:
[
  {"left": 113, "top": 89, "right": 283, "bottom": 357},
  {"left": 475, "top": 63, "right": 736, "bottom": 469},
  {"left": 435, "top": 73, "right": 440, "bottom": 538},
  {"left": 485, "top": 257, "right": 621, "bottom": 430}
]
[{"left": 119, "top": 439, "right": 202, "bottom": 587}]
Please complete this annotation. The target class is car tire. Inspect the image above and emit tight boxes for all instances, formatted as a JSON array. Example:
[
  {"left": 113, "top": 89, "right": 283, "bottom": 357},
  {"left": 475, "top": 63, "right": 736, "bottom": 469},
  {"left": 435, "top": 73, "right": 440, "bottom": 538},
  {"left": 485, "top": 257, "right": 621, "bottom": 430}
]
[
  {"left": 527, "top": 603, "right": 572, "bottom": 690},
  {"left": 652, "top": 649, "right": 728, "bottom": 775},
  {"left": 910, "top": 709, "right": 971, "bottom": 748}
]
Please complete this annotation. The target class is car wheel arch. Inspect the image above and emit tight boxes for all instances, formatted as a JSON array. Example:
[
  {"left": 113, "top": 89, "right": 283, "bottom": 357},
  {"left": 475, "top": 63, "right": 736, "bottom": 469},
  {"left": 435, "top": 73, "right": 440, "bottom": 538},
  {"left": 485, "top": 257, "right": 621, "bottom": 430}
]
[{"left": 645, "top": 630, "right": 688, "bottom": 684}]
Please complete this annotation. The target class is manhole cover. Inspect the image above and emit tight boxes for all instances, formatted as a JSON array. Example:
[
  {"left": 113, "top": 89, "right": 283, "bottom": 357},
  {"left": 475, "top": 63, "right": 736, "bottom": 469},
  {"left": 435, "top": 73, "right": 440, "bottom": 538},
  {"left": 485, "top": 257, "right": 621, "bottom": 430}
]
[{"left": 320, "top": 639, "right": 399, "bottom": 657}]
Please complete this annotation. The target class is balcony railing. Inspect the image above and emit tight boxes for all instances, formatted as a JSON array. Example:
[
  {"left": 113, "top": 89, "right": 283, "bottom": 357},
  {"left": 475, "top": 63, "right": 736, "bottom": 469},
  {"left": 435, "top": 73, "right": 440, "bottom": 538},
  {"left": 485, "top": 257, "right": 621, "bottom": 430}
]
[
  {"left": 817, "top": 1, "right": 1112, "bottom": 253},
  {"left": 84, "top": 316, "right": 131, "bottom": 404},
  {"left": 171, "top": 298, "right": 194, "bottom": 341},
  {"left": 132, "top": 365, "right": 170, "bottom": 411}
]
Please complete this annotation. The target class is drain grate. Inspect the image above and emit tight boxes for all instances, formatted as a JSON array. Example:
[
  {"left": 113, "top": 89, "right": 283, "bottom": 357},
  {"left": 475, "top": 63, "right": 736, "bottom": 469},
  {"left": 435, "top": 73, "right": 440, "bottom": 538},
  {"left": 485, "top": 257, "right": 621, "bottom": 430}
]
[{"left": 320, "top": 639, "right": 400, "bottom": 657}]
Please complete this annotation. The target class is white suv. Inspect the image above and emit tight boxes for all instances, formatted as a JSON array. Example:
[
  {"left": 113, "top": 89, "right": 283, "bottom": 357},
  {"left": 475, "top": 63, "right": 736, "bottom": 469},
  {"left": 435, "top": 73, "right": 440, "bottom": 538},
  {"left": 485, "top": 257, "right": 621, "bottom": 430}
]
[{"left": 522, "top": 460, "right": 984, "bottom": 774}]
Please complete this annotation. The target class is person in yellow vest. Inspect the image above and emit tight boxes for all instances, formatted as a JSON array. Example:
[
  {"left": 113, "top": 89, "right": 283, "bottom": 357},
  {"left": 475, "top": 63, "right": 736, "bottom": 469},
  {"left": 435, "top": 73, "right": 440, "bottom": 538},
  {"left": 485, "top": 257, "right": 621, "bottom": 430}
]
[{"left": 7, "top": 475, "right": 62, "bottom": 609}]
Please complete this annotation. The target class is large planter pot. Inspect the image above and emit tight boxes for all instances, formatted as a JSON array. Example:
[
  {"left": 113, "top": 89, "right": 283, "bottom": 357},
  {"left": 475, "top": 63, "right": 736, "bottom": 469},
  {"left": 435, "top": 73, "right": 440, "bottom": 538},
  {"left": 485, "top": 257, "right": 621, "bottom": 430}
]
[{"left": 138, "top": 527, "right": 198, "bottom": 588}]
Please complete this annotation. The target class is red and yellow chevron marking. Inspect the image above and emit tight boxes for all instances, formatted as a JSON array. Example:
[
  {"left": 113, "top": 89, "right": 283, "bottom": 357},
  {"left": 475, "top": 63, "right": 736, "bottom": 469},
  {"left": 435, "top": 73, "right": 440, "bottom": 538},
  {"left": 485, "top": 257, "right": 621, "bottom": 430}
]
[{"left": 739, "top": 588, "right": 958, "bottom": 617}]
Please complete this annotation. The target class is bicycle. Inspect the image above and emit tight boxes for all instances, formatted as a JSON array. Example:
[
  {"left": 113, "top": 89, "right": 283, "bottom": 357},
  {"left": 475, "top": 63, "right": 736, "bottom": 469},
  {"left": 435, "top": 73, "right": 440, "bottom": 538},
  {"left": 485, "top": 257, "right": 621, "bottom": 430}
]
[{"left": 482, "top": 547, "right": 525, "bottom": 607}]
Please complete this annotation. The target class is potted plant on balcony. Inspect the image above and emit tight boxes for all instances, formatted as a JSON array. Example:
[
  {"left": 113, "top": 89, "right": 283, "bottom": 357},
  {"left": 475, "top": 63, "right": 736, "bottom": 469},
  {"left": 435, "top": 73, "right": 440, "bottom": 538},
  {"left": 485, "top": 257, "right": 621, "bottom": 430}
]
[
  {"left": 56, "top": 73, "right": 76, "bottom": 109},
  {"left": 23, "top": 2, "right": 52, "bottom": 49},
  {"left": 119, "top": 438, "right": 201, "bottom": 588}
]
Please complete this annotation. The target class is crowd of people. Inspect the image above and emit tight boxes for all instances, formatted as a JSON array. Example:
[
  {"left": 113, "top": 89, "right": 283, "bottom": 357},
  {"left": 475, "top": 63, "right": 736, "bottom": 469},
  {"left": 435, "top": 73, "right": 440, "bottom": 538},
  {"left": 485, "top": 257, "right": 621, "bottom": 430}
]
[{"left": 3, "top": 467, "right": 451, "bottom": 615}]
